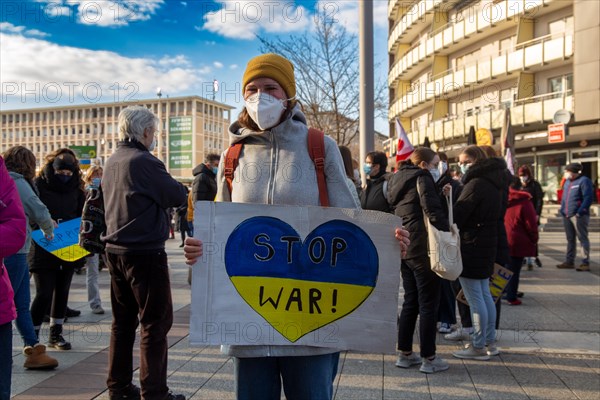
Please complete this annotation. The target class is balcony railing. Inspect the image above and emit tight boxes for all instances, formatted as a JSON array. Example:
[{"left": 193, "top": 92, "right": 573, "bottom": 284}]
[
  {"left": 388, "top": 0, "right": 553, "bottom": 86},
  {"left": 389, "top": 0, "right": 447, "bottom": 53},
  {"left": 404, "top": 92, "right": 572, "bottom": 145},
  {"left": 389, "top": 30, "right": 572, "bottom": 118}
]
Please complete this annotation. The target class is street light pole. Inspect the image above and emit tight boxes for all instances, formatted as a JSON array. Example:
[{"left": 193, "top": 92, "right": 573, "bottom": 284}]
[{"left": 359, "top": 0, "right": 375, "bottom": 185}]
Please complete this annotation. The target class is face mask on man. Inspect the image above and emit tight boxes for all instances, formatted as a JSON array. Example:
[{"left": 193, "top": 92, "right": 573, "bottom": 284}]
[
  {"left": 56, "top": 174, "right": 72, "bottom": 184},
  {"left": 429, "top": 167, "right": 441, "bottom": 182},
  {"left": 363, "top": 163, "right": 373, "bottom": 176},
  {"left": 245, "top": 93, "right": 291, "bottom": 130},
  {"left": 438, "top": 161, "right": 448, "bottom": 177},
  {"left": 212, "top": 166, "right": 219, "bottom": 175},
  {"left": 147, "top": 137, "right": 157, "bottom": 152}
]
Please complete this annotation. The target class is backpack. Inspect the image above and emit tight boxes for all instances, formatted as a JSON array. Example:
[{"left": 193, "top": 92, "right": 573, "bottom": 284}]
[
  {"left": 224, "top": 128, "right": 330, "bottom": 207},
  {"left": 78, "top": 186, "right": 106, "bottom": 253}
]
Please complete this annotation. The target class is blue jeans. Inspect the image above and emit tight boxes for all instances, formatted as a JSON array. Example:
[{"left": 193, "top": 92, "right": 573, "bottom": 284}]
[
  {"left": 458, "top": 277, "right": 496, "bottom": 348},
  {"left": 85, "top": 254, "right": 102, "bottom": 309},
  {"left": 0, "top": 322, "right": 12, "bottom": 400},
  {"left": 563, "top": 215, "right": 590, "bottom": 264},
  {"left": 4, "top": 254, "right": 38, "bottom": 347},
  {"left": 234, "top": 353, "right": 339, "bottom": 400}
]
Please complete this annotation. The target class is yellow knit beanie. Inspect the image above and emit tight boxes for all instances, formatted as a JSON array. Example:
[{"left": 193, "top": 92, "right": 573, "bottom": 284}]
[{"left": 242, "top": 53, "right": 296, "bottom": 99}]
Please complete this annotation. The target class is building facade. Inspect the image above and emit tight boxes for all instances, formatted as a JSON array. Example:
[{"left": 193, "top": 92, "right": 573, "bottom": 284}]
[
  {"left": 388, "top": 0, "right": 600, "bottom": 201},
  {"left": 0, "top": 96, "right": 234, "bottom": 180}
]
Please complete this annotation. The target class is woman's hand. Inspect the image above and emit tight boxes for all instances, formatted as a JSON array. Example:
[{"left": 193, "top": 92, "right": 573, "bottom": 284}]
[
  {"left": 394, "top": 226, "right": 410, "bottom": 258},
  {"left": 183, "top": 237, "right": 203, "bottom": 266},
  {"left": 442, "top": 183, "right": 452, "bottom": 197}
]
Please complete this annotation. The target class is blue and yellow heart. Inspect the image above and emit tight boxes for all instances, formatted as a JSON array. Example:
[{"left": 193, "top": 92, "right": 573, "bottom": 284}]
[{"left": 225, "top": 217, "right": 379, "bottom": 342}]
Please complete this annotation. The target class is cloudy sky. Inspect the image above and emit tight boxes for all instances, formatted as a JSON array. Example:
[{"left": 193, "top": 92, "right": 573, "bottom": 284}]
[{"left": 1, "top": 0, "right": 390, "bottom": 133}]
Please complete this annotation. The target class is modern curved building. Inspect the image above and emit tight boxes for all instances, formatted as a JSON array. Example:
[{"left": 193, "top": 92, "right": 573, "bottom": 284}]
[{"left": 387, "top": 0, "right": 599, "bottom": 200}]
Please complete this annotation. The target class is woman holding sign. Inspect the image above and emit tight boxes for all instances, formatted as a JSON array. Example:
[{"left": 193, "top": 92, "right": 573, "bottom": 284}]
[
  {"left": 29, "top": 149, "right": 86, "bottom": 351},
  {"left": 183, "top": 53, "right": 410, "bottom": 400}
]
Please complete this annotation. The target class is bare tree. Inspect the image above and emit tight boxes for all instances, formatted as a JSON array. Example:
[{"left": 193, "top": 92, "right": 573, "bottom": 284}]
[{"left": 258, "top": 9, "right": 386, "bottom": 146}]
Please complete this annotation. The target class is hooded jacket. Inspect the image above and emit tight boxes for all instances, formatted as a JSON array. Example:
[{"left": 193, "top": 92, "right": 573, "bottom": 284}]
[
  {"left": 1, "top": 157, "right": 26, "bottom": 325},
  {"left": 29, "top": 162, "right": 86, "bottom": 270},
  {"left": 454, "top": 157, "right": 506, "bottom": 279},
  {"left": 560, "top": 174, "right": 593, "bottom": 217},
  {"left": 504, "top": 188, "right": 538, "bottom": 257},
  {"left": 387, "top": 164, "right": 449, "bottom": 260},
  {"left": 215, "top": 104, "right": 358, "bottom": 358},
  {"left": 8, "top": 172, "right": 54, "bottom": 254},
  {"left": 102, "top": 140, "right": 187, "bottom": 254},
  {"left": 192, "top": 163, "right": 218, "bottom": 202}
]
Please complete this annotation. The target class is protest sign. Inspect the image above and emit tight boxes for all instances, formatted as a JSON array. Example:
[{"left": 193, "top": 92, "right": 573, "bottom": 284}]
[
  {"left": 456, "top": 263, "right": 513, "bottom": 305},
  {"left": 190, "top": 202, "right": 402, "bottom": 354},
  {"left": 31, "top": 217, "right": 90, "bottom": 262}
]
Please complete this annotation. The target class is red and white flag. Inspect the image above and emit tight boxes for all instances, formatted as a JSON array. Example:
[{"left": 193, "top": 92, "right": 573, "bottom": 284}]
[{"left": 395, "top": 118, "right": 414, "bottom": 162}]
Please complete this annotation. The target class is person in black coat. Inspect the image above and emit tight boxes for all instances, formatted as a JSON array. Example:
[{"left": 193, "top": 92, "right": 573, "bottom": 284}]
[
  {"left": 517, "top": 164, "right": 543, "bottom": 268},
  {"left": 360, "top": 151, "right": 391, "bottom": 212},
  {"left": 447, "top": 146, "right": 505, "bottom": 360},
  {"left": 191, "top": 153, "right": 220, "bottom": 203},
  {"left": 29, "top": 149, "right": 86, "bottom": 351},
  {"left": 387, "top": 147, "right": 450, "bottom": 374}
]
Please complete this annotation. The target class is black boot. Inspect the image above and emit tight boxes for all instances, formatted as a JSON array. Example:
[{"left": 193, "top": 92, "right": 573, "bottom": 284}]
[{"left": 48, "top": 324, "right": 72, "bottom": 350}]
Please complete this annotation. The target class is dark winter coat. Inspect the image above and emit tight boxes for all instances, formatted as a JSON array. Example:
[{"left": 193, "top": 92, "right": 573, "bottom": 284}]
[
  {"left": 521, "top": 179, "right": 544, "bottom": 216},
  {"left": 192, "top": 163, "right": 218, "bottom": 202},
  {"left": 388, "top": 165, "right": 449, "bottom": 260},
  {"left": 454, "top": 157, "right": 506, "bottom": 279},
  {"left": 560, "top": 175, "right": 594, "bottom": 217},
  {"left": 504, "top": 188, "right": 539, "bottom": 258},
  {"left": 102, "top": 140, "right": 187, "bottom": 254},
  {"left": 436, "top": 173, "right": 462, "bottom": 219},
  {"left": 361, "top": 172, "right": 392, "bottom": 212},
  {"left": 495, "top": 167, "right": 511, "bottom": 267},
  {"left": 29, "top": 163, "right": 86, "bottom": 271}
]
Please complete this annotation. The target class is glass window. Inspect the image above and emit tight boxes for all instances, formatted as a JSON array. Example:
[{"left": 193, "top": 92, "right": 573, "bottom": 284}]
[{"left": 548, "top": 76, "right": 563, "bottom": 93}]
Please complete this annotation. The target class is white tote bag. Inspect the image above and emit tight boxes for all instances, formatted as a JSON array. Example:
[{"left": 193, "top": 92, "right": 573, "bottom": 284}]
[{"left": 419, "top": 183, "right": 463, "bottom": 280}]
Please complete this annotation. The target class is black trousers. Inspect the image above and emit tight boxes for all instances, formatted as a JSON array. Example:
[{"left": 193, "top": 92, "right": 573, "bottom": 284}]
[
  {"left": 106, "top": 250, "right": 174, "bottom": 400},
  {"left": 397, "top": 258, "right": 441, "bottom": 358},
  {"left": 30, "top": 266, "right": 75, "bottom": 327}
]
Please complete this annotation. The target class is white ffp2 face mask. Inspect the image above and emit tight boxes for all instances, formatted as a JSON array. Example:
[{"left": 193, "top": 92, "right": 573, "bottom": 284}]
[
  {"left": 147, "top": 137, "right": 157, "bottom": 152},
  {"left": 245, "top": 93, "right": 289, "bottom": 130}
]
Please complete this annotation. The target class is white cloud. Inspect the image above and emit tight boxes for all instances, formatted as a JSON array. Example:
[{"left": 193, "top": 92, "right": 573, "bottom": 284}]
[
  {"left": 0, "top": 22, "right": 50, "bottom": 38},
  {"left": 230, "top": 64, "right": 238, "bottom": 70},
  {"left": 33, "top": 0, "right": 164, "bottom": 27},
  {"left": 0, "top": 31, "right": 207, "bottom": 104},
  {"left": 201, "top": 0, "right": 311, "bottom": 40},
  {"left": 203, "top": 40, "right": 217, "bottom": 45},
  {"left": 315, "top": 1, "right": 388, "bottom": 35},
  {"left": 181, "top": 1, "right": 188, "bottom": 6},
  {"left": 213, "top": 61, "right": 224, "bottom": 69}
]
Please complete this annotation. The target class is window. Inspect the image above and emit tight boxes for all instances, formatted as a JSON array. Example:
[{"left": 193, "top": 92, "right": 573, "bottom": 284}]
[
  {"left": 548, "top": 73, "right": 573, "bottom": 95},
  {"left": 549, "top": 16, "right": 573, "bottom": 37}
]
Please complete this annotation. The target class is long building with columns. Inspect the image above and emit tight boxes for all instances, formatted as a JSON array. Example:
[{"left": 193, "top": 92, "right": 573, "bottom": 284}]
[{"left": 0, "top": 96, "right": 234, "bottom": 180}]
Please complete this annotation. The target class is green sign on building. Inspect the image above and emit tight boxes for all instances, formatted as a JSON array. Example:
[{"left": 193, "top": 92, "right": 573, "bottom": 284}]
[{"left": 169, "top": 116, "right": 193, "bottom": 169}]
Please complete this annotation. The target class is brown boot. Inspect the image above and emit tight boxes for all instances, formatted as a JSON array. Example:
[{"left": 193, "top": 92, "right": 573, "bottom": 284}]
[
  {"left": 23, "top": 343, "right": 59, "bottom": 370},
  {"left": 556, "top": 262, "right": 575, "bottom": 269},
  {"left": 576, "top": 264, "right": 590, "bottom": 272}
]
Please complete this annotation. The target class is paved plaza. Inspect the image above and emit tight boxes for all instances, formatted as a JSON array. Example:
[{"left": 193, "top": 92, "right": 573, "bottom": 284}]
[{"left": 8, "top": 230, "right": 600, "bottom": 399}]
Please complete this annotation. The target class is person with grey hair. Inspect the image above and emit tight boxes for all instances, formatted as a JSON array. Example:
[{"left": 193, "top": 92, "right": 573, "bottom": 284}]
[{"left": 102, "top": 106, "right": 187, "bottom": 400}]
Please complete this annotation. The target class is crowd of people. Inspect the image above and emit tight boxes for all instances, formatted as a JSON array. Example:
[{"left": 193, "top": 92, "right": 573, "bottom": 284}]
[{"left": 0, "top": 52, "right": 595, "bottom": 400}]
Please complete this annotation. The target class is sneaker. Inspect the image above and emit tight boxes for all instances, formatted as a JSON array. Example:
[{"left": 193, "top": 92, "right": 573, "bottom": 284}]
[
  {"left": 527, "top": 263, "right": 534, "bottom": 271},
  {"left": 576, "top": 264, "right": 590, "bottom": 272},
  {"left": 444, "top": 329, "right": 472, "bottom": 341},
  {"left": 48, "top": 325, "right": 71, "bottom": 351},
  {"left": 165, "top": 393, "right": 186, "bottom": 400},
  {"left": 92, "top": 306, "right": 105, "bottom": 315},
  {"left": 419, "top": 356, "right": 449, "bottom": 374},
  {"left": 535, "top": 257, "right": 543, "bottom": 268},
  {"left": 486, "top": 343, "right": 500, "bottom": 356},
  {"left": 507, "top": 299, "right": 522, "bottom": 305},
  {"left": 517, "top": 291, "right": 524, "bottom": 298},
  {"left": 65, "top": 307, "right": 81, "bottom": 318},
  {"left": 110, "top": 384, "right": 141, "bottom": 400},
  {"left": 395, "top": 352, "right": 422, "bottom": 368},
  {"left": 453, "top": 344, "right": 490, "bottom": 361},
  {"left": 23, "top": 344, "right": 58, "bottom": 370},
  {"left": 438, "top": 323, "right": 452, "bottom": 333},
  {"left": 556, "top": 262, "right": 575, "bottom": 269}
]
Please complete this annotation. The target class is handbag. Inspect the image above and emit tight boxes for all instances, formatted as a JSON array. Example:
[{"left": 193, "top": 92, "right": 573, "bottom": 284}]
[
  {"left": 418, "top": 181, "right": 463, "bottom": 280},
  {"left": 79, "top": 186, "right": 106, "bottom": 253}
]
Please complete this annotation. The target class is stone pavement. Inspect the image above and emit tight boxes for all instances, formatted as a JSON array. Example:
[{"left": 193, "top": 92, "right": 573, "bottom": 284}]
[{"left": 9, "top": 231, "right": 600, "bottom": 399}]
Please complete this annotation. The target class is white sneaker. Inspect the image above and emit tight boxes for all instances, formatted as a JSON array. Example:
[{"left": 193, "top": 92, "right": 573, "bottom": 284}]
[
  {"left": 453, "top": 344, "right": 490, "bottom": 361},
  {"left": 486, "top": 343, "right": 500, "bottom": 356},
  {"left": 420, "top": 356, "right": 449, "bottom": 374},
  {"left": 438, "top": 323, "right": 452, "bottom": 333},
  {"left": 444, "top": 329, "right": 472, "bottom": 341},
  {"left": 91, "top": 306, "right": 105, "bottom": 315},
  {"left": 395, "top": 352, "right": 422, "bottom": 368}
]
